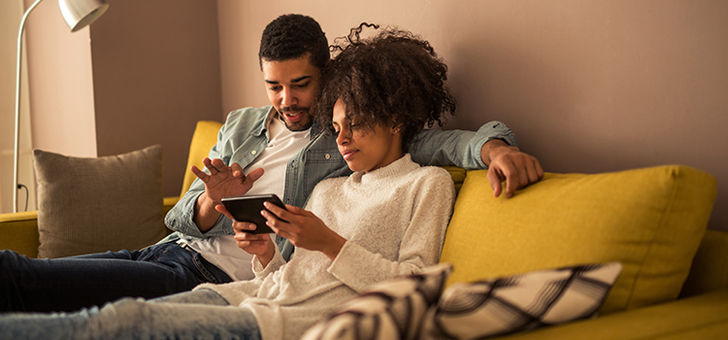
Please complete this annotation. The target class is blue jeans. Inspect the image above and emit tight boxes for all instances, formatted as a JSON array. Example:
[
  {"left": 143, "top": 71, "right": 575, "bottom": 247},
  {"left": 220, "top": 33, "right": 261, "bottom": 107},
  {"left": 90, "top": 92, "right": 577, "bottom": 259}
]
[
  {"left": 0, "top": 289, "right": 262, "bottom": 339},
  {"left": 0, "top": 243, "right": 232, "bottom": 313}
]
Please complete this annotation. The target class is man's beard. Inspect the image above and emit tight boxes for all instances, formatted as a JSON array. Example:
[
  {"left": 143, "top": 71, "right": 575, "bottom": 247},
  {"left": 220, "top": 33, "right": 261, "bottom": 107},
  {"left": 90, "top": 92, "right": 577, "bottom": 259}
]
[{"left": 277, "top": 106, "right": 313, "bottom": 131}]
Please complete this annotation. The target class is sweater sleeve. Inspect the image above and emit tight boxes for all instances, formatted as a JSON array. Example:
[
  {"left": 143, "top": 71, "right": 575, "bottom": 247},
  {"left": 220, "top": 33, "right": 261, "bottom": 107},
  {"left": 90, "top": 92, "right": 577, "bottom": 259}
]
[
  {"left": 326, "top": 168, "right": 455, "bottom": 292},
  {"left": 252, "top": 240, "right": 286, "bottom": 278}
]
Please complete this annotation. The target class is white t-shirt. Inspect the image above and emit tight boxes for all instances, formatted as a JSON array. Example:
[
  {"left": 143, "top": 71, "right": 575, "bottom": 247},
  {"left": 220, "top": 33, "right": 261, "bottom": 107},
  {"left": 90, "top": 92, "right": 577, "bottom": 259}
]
[{"left": 185, "top": 114, "right": 310, "bottom": 280}]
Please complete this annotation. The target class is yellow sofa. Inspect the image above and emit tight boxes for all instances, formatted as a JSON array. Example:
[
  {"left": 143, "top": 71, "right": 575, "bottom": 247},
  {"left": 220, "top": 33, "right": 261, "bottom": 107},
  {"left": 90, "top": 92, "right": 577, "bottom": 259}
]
[{"left": 1, "top": 121, "right": 726, "bottom": 339}]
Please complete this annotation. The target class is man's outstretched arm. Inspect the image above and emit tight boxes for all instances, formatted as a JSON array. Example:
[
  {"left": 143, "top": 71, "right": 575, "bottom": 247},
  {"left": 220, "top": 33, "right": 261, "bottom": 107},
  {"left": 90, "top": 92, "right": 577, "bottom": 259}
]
[{"left": 409, "top": 120, "right": 543, "bottom": 197}]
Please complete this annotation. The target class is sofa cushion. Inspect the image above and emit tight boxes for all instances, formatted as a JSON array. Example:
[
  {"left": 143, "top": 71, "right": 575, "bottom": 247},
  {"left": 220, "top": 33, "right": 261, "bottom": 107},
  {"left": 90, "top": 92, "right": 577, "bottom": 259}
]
[
  {"left": 440, "top": 165, "right": 716, "bottom": 313},
  {"left": 300, "top": 263, "right": 452, "bottom": 340},
  {"left": 420, "top": 262, "right": 622, "bottom": 339},
  {"left": 34, "top": 145, "right": 167, "bottom": 258},
  {"left": 499, "top": 288, "right": 728, "bottom": 340}
]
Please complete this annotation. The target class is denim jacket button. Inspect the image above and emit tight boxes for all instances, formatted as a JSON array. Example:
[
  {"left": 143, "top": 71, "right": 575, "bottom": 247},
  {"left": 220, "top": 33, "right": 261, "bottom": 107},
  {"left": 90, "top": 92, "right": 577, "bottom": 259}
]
[
  {"left": 251, "top": 150, "right": 257, "bottom": 155},
  {"left": 324, "top": 153, "right": 331, "bottom": 160}
]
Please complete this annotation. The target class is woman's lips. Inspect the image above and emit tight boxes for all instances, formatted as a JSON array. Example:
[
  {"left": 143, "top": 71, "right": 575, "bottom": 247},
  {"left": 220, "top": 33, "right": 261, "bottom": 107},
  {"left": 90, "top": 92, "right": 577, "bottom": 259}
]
[{"left": 341, "top": 149, "right": 357, "bottom": 160}]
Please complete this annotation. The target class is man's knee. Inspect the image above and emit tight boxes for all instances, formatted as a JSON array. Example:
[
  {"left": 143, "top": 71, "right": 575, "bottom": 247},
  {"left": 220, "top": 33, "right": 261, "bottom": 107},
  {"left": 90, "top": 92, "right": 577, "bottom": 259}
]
[{"left": 0, "top": 249, "right": 26, "bottom": 274}]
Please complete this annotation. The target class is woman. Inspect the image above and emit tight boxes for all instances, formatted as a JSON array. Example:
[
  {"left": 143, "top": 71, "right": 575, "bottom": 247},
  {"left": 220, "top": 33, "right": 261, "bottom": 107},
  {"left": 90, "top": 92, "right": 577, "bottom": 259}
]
[{"left": 0, "top": 24, "right": 457, "bottom": 340}]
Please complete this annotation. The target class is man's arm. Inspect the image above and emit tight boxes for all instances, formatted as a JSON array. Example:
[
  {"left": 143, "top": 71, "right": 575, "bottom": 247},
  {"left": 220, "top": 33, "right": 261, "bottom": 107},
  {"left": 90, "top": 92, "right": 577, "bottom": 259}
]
[
  {"left": 409, "top": 120, "right": 543, "bottom": 197},
  {"left": 165, "top": 122, "right": 239, "bottom": 237}
]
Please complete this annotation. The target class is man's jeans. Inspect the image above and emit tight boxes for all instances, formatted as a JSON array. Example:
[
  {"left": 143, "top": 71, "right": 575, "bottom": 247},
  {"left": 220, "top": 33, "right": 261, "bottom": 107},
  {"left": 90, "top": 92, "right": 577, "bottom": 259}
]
[{"left": 0, "top": 243, "right": 232, "bottom": 313}]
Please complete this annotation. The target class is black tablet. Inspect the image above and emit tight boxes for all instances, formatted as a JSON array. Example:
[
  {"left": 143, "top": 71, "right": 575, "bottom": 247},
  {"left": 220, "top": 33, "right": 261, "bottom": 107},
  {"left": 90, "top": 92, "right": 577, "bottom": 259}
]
[{"left": 220, "top": 194, "right": 287, "bottom": 234}]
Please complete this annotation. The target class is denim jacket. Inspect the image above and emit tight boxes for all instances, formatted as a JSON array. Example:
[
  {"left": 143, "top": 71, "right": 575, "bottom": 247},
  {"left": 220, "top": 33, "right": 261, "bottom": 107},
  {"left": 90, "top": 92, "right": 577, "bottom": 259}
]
[{"left": 162, "top": 105, "right": 517, "bottom": 258}]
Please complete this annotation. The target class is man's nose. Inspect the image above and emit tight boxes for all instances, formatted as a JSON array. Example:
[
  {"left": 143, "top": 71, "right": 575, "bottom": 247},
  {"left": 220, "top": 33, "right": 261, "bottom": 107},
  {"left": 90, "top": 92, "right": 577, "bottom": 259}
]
[{"left": 281, "top": 87, "right": 295, "bottom": 107}]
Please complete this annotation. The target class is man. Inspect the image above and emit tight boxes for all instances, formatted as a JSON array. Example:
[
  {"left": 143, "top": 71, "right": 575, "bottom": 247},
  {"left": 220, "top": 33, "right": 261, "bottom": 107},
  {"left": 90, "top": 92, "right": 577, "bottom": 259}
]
[{"left": 0, "top": 14, "right": 542, "bottom": 313}]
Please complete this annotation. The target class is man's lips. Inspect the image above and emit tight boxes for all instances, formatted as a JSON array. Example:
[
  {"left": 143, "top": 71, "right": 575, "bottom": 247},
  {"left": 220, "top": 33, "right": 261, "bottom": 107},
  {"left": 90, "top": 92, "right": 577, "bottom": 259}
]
[{"left": 283, "top": 111, "right": 304, "bottom": 122}]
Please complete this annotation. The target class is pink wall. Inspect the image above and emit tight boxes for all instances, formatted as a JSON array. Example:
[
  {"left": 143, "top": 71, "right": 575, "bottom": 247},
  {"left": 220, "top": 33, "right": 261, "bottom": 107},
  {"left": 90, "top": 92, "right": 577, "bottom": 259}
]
[
  {"left": 25, "top": 0, "right": 97, "bottom": 157},
  {"left": 89, "top": 1, "right": 223, "bottom": 197},
  {"left": 19, "top": 0, "right": 727, "bottom": 230},
  {"left": 19, "top": 0, "right": 98, "bottom": 212},
  {"left": 216, "top": 0, "right": 728, "bottom": 230}
]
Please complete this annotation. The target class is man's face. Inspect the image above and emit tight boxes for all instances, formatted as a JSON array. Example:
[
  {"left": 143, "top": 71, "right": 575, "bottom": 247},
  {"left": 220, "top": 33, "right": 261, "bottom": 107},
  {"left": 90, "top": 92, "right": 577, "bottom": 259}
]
[{"left": 261, "top": 54, "right": 320, "bottom": 131}]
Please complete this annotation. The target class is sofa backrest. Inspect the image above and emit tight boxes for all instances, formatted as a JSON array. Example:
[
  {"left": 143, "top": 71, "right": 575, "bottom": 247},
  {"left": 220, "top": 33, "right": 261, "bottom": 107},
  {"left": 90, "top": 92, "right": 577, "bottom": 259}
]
[
  {"left": 440, "top": 166, "right": 717, "bottom": 314},
  {"left": 180, "top": 121, "right": 224, "bottom": 196}
]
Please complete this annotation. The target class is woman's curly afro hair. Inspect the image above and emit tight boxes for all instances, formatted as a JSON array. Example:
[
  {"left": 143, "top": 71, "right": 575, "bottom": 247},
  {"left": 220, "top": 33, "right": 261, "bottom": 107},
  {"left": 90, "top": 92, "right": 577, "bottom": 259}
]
[{"left": 315, "top": 23, "right": 456, "bottom": 150}]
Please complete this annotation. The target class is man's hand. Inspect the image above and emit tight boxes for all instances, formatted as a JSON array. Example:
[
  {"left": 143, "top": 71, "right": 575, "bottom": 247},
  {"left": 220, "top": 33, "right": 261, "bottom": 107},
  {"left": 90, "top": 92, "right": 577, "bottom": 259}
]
[
  {"left": 481, "top": 140, "right": 543, "bottom": 198},
  {"left": 215, "top": 204, "right": 275, "bottom": 267},
  {"left": 260, "top": 202, "right": 346, "bottom": 261},
  {"left": 192, "top": 157, "right": 263, "bottom": 203},
  {"left": 192, "top": 157, "right": 264, "bottom": 231}
]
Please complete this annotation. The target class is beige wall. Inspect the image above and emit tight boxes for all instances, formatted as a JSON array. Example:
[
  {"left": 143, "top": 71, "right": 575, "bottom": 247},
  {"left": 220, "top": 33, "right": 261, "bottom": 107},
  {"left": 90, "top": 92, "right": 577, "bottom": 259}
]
[
  {"left": 89, "top": 0, "right": 223, "bottom": 196},
  {"left": 217, "top": 0, "right": 728, "bottom": 230}
]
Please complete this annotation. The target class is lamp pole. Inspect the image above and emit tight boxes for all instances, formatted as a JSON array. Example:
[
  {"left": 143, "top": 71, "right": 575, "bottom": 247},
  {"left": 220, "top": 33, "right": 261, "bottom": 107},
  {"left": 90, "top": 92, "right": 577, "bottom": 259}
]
[{"left": 13, "top": 0, "right": 44, "bottom": 213}]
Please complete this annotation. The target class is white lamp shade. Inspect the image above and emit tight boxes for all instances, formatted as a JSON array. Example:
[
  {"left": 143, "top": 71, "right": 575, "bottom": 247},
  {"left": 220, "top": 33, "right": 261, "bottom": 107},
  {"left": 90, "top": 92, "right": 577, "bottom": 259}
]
[{"left": 58, "top": 0, "right": 109, "bottom": 32}]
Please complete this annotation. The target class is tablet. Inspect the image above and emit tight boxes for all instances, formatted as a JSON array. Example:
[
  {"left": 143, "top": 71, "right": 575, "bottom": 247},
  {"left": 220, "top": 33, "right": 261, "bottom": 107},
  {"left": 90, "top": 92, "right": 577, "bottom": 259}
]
[{"left": 220, "top": 194, "right": 287, "bottom": 234}]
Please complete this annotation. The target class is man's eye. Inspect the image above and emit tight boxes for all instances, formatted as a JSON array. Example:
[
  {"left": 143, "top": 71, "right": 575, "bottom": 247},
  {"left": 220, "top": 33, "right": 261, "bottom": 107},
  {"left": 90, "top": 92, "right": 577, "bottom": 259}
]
[
  {"left": 294, "top": 82, "right": 309, "bottom": 89},
  {"left": 268, "top": 86, "right": 281, "bottom": 91}
]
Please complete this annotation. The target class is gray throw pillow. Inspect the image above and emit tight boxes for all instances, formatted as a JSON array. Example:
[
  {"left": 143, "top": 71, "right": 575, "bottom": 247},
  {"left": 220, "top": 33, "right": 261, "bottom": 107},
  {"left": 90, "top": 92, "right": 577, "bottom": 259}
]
[{"left": 34, "top": 145, "right": 167, "bottom": 258}]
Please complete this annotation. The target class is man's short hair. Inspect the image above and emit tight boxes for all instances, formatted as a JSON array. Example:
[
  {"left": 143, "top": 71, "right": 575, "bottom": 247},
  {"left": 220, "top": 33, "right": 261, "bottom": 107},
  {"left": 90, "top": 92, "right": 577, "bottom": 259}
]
[{"left": 259, "top": 14, "right": 329, "bottom": 69}]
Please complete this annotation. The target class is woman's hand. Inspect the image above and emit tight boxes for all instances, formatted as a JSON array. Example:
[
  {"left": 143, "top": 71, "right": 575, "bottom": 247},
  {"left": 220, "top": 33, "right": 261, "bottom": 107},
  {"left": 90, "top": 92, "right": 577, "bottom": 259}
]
[
  {"left": 261, "top": 202, "right": 346, "bottom": 261},
  {"left": 215, "top": 204, "right": 275, "bottom": 267}
]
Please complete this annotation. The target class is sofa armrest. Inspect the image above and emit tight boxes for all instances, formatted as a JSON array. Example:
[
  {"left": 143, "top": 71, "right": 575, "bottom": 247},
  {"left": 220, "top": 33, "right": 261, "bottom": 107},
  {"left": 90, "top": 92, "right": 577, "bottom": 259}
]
[
  {"left": 0, "top": 211, "right": 39, "bottom": 257},
  {"left": 0, "top": 196, "right": 181, "bottom": 259},
  {"left": 494, "top": 289, "right": 728, "bottom": 340},
  {"left": 681, "top": 229, "right": 728, "bottom": 297}
]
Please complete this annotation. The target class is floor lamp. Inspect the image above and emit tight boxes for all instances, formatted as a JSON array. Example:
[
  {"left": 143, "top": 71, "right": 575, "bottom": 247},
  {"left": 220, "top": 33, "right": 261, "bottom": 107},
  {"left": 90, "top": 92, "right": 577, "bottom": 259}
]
[{"left": 13, "top": 0, "right": 109, "bottom": 212}]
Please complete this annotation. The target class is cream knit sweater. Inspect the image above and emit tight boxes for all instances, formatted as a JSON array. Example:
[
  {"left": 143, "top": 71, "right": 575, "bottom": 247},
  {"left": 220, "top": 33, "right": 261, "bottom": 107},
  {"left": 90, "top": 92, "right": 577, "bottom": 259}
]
[{"left": 196, "top": 154, "right": 455, "bottom": 340}]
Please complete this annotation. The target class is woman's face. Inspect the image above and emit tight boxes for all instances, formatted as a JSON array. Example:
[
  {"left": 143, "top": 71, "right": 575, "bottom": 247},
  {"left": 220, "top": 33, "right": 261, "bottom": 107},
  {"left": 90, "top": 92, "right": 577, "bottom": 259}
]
[{"left": 332, "top": 99, "right": 403, "bottom": 173}]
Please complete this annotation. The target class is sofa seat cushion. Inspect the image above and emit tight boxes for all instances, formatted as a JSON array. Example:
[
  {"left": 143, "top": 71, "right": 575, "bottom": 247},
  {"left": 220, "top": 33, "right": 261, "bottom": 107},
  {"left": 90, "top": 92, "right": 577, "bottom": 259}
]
[
  {"left": 34, "top": 145, "right": 167, "bottom": 258},
  {"left": 492, "top": 288, "right": 728, "bottom": 340},
  {"left": 440, "top": 165, "right": 716, "bottom": 313}
]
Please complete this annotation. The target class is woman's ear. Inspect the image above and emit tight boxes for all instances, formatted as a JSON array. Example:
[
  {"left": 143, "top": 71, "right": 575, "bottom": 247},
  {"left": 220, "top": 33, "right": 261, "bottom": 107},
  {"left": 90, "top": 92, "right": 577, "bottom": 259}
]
[{"left": 391, "top": 123, "right": 403, "bottom": 135}]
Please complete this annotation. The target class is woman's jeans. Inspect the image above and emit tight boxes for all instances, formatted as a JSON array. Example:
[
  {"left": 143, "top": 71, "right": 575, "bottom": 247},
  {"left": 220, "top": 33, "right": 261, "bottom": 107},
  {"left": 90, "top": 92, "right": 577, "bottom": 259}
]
[
  {"left": 0, "top": 242, "right": 232, "bottom": 312},
  {"left": 0, "top": 289, "right": 262, "bottom": 339}
]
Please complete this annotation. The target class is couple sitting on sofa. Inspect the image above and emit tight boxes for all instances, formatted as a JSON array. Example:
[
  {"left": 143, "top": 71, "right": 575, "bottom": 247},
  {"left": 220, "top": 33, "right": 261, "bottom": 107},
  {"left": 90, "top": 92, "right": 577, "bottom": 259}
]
[{"left": 0, "top": 15, "right": 543, "bottom": 338}]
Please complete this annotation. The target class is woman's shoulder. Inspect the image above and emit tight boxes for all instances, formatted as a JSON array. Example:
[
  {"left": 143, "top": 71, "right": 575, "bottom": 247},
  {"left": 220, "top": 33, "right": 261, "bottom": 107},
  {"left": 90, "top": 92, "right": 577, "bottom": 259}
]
[{"left": 410, "top": 165, "right": 455, "bottom": 185}]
